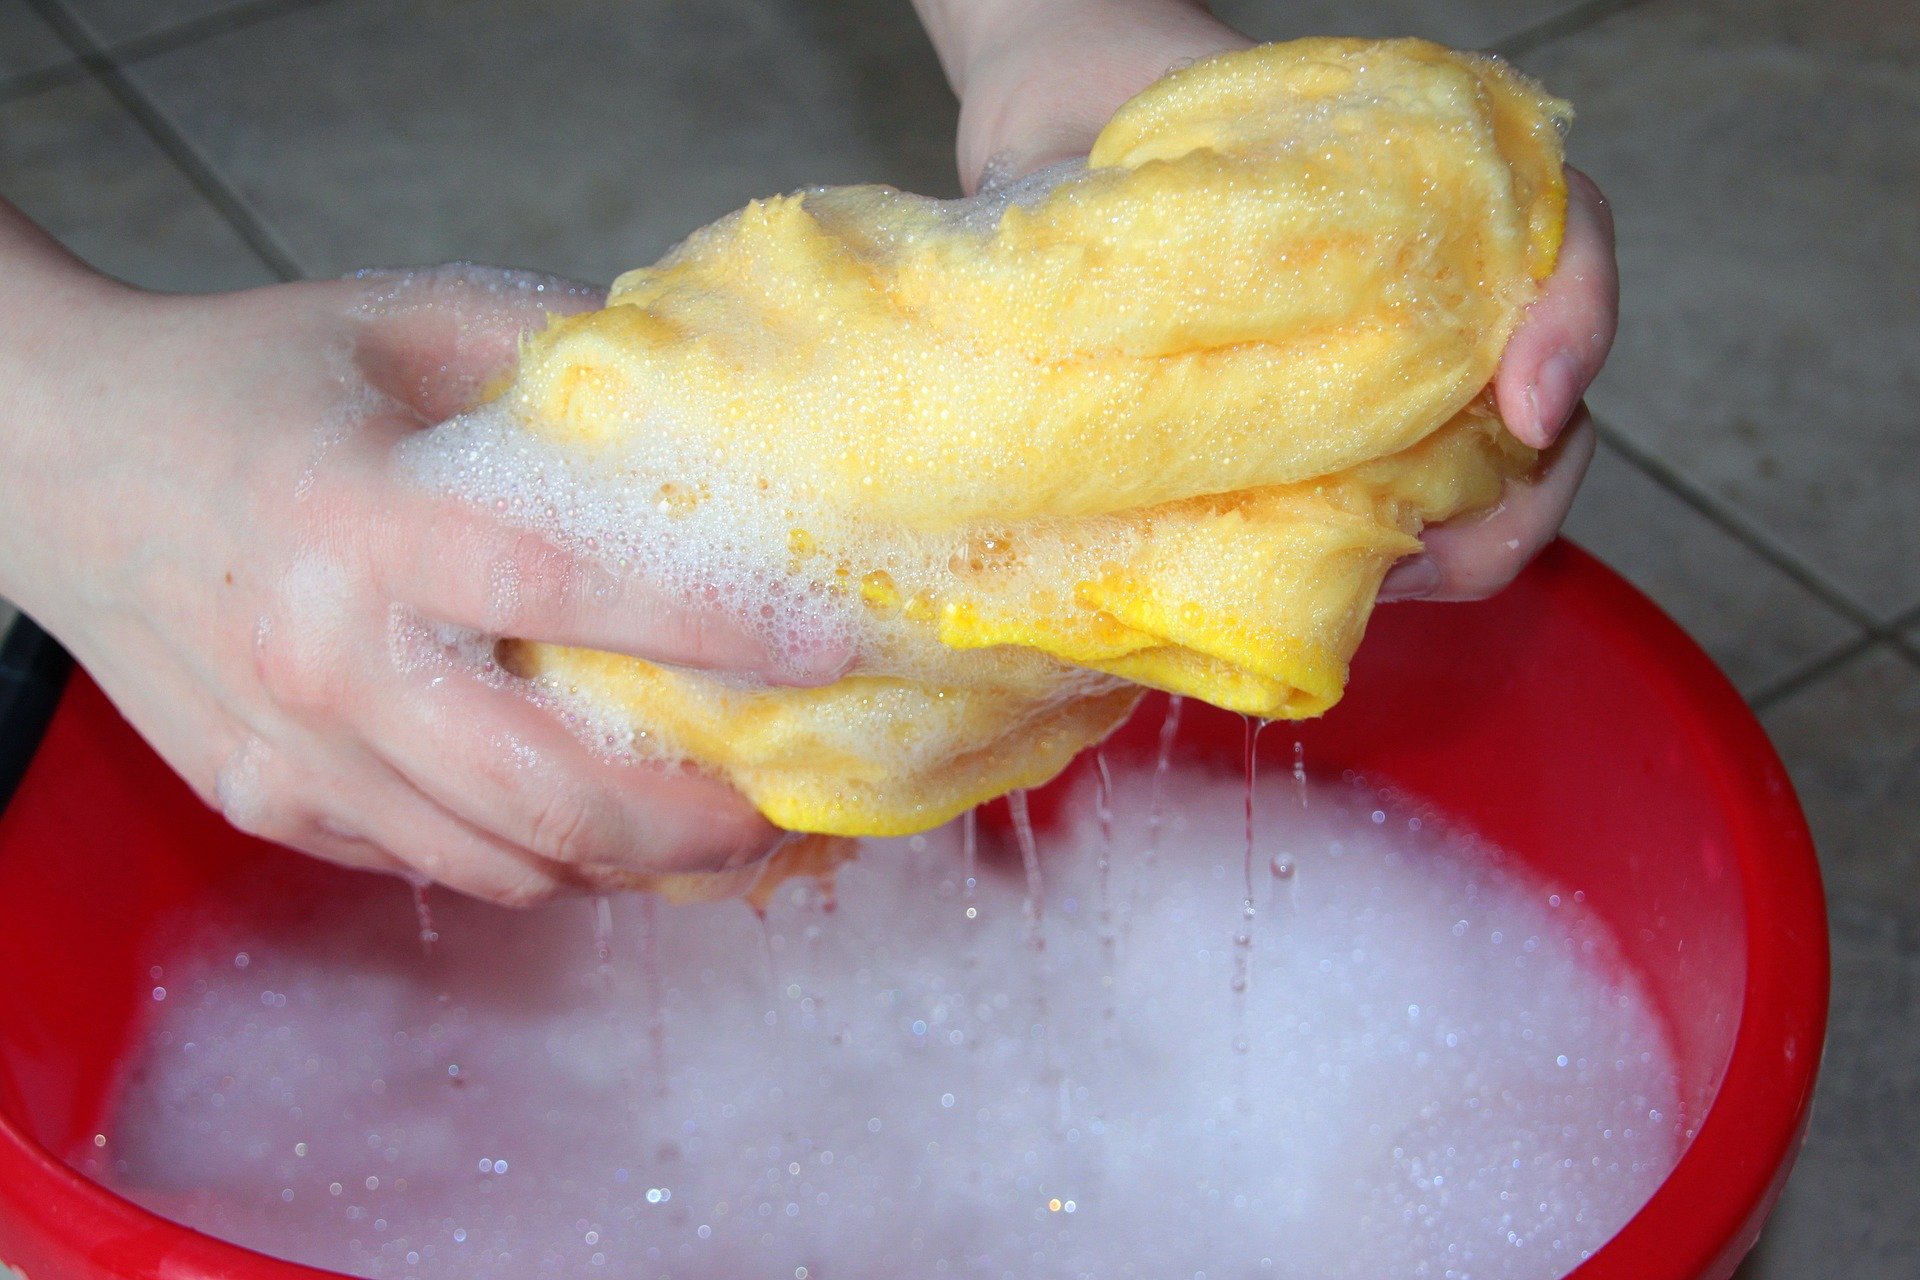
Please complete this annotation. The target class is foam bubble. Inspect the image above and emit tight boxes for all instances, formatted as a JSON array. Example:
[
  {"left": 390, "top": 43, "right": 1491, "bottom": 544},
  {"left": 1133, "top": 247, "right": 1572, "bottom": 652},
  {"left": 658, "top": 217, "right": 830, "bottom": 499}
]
[
  {"left": 296, "top": 345, "right": 395, "bottom": 502},
  {"left": 212, "top": 735, "right": 271, "bottom": 831},
  {"left": 97, "top": 764, "right": 1680, "bottom": 1279},
  {"left": 270, "top": 553, "right": 357, "bottom": 665}
]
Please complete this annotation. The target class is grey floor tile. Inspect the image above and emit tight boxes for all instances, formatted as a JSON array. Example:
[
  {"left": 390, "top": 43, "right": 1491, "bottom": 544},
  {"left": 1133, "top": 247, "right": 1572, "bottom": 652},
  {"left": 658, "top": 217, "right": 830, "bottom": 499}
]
[
  {"left": 0, "top": 1, "right": 71, "bottom": 90},
  {"left": 1520, "top": 0, "right": 1920, "bottom": 617},
  {"left": 1760, "top": 645, "right": 1920, "bottom": 919},
  {"left": 1682, "top": 0, "right": 1920, "bottom": 67},
  {"left": 61, "top": 0, "right": 272, "bottom": 47},
  {"left": 1565, "top": 436, "right": 1860, "bottom": 694},
  {"left": 1211, "top": 0, "right": 1587, "bottom": 48},
  {"left": 1733, "top": 898, "right": 1920, "bottom": 1280},
  {"left": 123, "top": 0, "right": 960, "bottom": 284},
  {"left": 0, "top": 76, "right": 276, "bottom": 291}
]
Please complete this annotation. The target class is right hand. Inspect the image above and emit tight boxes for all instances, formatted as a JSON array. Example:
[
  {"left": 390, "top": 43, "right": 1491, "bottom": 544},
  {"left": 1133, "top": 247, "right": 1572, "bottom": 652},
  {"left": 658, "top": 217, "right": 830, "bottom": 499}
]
[
  {"left": 916, "top": 0, "right": 1609, "bottom": 605},
  {"left": 0, "top": 206, "right": 844, "bottom": 904}
]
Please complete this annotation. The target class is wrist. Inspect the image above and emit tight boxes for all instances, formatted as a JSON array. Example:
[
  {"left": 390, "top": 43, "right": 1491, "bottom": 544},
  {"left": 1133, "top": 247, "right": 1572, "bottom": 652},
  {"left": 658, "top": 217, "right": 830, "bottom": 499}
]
[{"left": 0, "top": 206, "right": 145, "bottom": 617}]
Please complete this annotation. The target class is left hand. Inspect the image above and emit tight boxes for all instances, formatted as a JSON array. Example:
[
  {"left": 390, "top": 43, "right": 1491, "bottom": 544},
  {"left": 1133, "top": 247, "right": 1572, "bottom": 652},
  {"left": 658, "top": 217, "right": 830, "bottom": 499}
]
[{"left": 912, "top": 0, "right": 1613, "bottom": 602}]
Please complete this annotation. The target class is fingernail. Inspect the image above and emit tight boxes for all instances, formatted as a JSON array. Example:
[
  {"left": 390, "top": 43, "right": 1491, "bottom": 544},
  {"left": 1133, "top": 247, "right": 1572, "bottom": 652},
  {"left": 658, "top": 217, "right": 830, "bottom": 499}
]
[
  {"left": 758, "top": 624, "right": 856, "bottom": 688},
  {"left": 790, "top": 643, "right": 856, "bottom": 687},
  {"left": 1527, "top": 351, "right": 1583, "bottom": 448},
  {"left": 1379, "top": 555, "right": 1441, "bottom": 602}
]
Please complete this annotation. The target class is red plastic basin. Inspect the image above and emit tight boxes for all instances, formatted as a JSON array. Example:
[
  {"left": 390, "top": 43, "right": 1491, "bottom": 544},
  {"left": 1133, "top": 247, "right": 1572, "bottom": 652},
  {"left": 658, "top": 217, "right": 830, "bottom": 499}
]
[{"left": 0, "top": 541, "right": 1827, "bottom": 1280}]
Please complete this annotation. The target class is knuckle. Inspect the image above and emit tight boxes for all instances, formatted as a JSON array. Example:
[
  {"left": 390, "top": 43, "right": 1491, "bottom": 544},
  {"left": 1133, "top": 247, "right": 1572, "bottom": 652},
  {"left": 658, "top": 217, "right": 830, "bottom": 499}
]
[
  {"left": 212, "top": 736, "right": 295, "bottom": 839},
  {"left": 437, "top": 857, "right": 563, "bottom": 909},
  {"left": 489, "top": 532, "right": 583, "bottom": 633},
  {"left": 292, "top": 822, "right": 396, "bottom": 874},
  {"left": 252, "top": 617, "right": 343, "bottom": 712},
  {"left": 252, "top": 553, "right": 363, "bottom": 711},
  {"left": 1467, "top": 541, "right": 1537, "bottom": 599},
  {"left": 656, "top": 799, "right": 775, "bottom": 875},
  {"left": 525, "top": 785, "right": 613, "bottom": 867},
  {"left": 650, "top": 600, "right": 749, "bottom": 672},
  {"left": 488, "top": 864, "right": 565, "bottom": 909}
]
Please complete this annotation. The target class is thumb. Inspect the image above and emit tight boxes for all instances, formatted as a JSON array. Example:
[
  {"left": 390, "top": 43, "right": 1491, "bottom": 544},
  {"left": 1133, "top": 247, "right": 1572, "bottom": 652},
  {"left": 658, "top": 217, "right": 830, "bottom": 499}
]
[{"left": 955, "top": 9, "right": 1251, "bottom": 191}]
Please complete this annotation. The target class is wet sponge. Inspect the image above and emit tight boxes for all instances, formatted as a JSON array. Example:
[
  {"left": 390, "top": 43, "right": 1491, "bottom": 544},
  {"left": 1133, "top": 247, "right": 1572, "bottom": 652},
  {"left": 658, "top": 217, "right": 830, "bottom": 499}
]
[{"left": 437, "top": 38, "right": 1568, "bottom": 836}]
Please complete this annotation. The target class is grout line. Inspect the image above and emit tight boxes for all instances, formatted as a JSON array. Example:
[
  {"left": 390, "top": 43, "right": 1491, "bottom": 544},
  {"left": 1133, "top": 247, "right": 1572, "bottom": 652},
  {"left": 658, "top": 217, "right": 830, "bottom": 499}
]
[
  {"left": 23, "top": 0, "right": 305, "bottom": 282},
  {"left": 1591, "top": 416, "right": 1884, "bottom": 630},
  {"left": 1748, "top": 633, "right": 1883, "bottom": 712},
  {"left": 1890, "top": 623, "right": 1920, "bottom": 672},
  {"left": 1748, "top": 600, "right": 1920, "bottom": 710},
  {"left": 0, "top": 60, "right": 89, "bottom": 106},
  {"left": 1491, "top": 0, "right": 1654, "bottom": 59},
  {"left": 1, "top": 0, "right": 332, "bottom": 107},
  {"left": 91, "top": 0, "right": 338, "bottom": 72}
]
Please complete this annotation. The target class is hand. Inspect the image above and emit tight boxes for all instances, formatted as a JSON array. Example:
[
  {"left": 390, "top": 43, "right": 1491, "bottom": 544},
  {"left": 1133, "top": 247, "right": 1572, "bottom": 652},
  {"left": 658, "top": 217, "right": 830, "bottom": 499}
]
[
  {"left": 913, "top": 0, "right": 1613, "bottom": 602},
  {"left": 0, "top": 205, "right": 843, "bottom": 904}
]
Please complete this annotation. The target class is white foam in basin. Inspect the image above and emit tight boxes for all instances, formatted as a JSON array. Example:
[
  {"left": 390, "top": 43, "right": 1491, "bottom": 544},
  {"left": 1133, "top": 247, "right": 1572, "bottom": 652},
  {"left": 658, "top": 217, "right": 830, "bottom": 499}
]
[{"left": 93, "top": 761, "right": 1678, "bottom": 1280}]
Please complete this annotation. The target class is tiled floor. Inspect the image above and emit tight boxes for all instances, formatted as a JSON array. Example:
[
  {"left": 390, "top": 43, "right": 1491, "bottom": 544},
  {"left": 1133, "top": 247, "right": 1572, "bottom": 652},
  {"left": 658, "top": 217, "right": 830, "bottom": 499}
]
[{"left": 2, "top": 0, "right": 1916, "bottom": 1273}]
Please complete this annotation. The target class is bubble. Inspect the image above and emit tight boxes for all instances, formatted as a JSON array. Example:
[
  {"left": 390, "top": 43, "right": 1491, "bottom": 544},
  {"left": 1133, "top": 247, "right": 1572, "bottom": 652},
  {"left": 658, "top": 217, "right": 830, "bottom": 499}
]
[
  {"left": 104, "top": 759, "right": 1678, "bottom": 1279},
  {"left": 213, "top": 736, "right": 272, "bottom": 831}
]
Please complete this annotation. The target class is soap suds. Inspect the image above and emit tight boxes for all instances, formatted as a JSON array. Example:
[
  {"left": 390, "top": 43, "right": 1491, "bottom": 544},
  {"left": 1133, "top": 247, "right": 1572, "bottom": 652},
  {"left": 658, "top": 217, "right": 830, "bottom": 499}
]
[
  {"left": 211, "top": 735, "right": 272, "bottom": 832},
  {"left": 94, "top": 763, "right": 1679, "bottom": 1280}
]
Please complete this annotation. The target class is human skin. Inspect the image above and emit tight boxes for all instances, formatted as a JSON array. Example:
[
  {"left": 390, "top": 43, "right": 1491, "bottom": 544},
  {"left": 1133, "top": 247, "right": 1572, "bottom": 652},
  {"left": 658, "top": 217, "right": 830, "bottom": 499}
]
[{"left": 0, "top": 2, "right": 1612, "bottom": 905}]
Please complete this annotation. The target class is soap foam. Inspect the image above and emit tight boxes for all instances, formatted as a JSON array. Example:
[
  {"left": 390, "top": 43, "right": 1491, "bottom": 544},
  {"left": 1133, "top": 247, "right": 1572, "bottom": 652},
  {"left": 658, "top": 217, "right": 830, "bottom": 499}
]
[
  {"left": 211, "top": 735, "right": 272, "bottom": 832},
  {"left": 94, "top": 764, "right": 1680, "bottom": 1280}
]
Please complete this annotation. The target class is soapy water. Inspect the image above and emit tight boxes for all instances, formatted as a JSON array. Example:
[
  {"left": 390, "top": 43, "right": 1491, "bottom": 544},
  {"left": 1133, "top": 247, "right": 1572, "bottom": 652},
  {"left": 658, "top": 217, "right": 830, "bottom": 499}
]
[{"left": 91, "top": 761, "right": 1678, "bottom": 1280}]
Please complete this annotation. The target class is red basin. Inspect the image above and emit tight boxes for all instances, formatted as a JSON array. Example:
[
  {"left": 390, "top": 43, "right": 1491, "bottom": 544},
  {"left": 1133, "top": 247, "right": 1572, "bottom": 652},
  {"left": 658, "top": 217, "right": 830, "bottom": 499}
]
[{"left": 0, "top": 540, "right": 1828, "bottom": 1280}]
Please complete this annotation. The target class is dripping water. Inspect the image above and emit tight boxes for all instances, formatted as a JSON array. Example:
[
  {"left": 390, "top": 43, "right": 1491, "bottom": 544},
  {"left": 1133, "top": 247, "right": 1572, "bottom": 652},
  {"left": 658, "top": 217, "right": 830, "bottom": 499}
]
[
  {"left": 591, "top": 893, "right": 615, "bottom": 987},
  {"left": 755, "top": 912, "right": 782, "bottom": 1019},
  {"left": 1005, "top": 789, "right": 1064, "bottom": 1121},
  {"left": 960, "top": 807, "right": 979, "bottom": 920},
  {"left": 1006, "top": 790, "right": 1045, "bottom": 951},
  {"left": 1093, "top": 750, "right": 1118, "bottom": 1041},
  {"left": 1269, "top": 851, "right": 1298, "bottom": 915},
  {"left": 592, "top": 893, "right": 648, "bottom": 1135},
  {"left": 1132, "top": 693, "right": 1186, "bottom": 947},
  {"left": 1231, "top": 716, "right": 1267, "bottom": 1055},
  {"left": 1143, "top": 694, "right": 1185, "bottom": 871},
  {"left": 638, "top": 893, "right": 668, "bottom": 1098},
  {"left": 406, "top": 877, "right": 438, "bottom": 956},
  {"left": 1272, "top": 741, "right": 1307, "bottom": 915}
]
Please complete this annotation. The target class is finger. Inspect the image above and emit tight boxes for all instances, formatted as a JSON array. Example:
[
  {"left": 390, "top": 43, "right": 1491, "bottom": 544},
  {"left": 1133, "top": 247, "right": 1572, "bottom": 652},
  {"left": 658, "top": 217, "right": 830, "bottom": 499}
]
[
  {"left": 353, "top": 645, "right": 785, "bottom": 884},
  {"left": 1380, "top": 411, "right": 1597, "bottom": 602},
  {"left": 206, "top": 723, "right": 574, "bottom": 905},
  {"left": 288, "top": 802, "right": 572, "bottom": 910},
  {"left": 307, "top": 791, "right": 573, "bottom": 910},
  {"left": 1495, "top": 168, "right": 1617, "bottom": 449},
  {"left": 348, "top": 266, "right": 606, "bottom": 421},
  {"left": 360, "top": 487, "right": 847, "bottom": 684}
]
